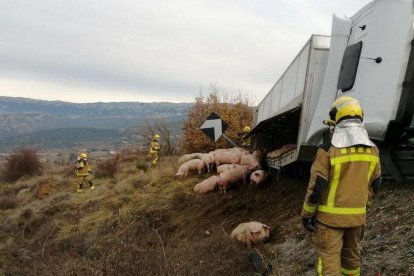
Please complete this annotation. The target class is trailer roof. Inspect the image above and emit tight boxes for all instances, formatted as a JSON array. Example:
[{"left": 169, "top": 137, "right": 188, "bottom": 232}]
[{"left": 248, "top": 105, "right": 301, "bottom": 137}]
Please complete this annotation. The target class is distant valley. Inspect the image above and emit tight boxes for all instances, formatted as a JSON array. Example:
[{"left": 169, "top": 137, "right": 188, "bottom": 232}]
[{"left": 0, "top": 97, "right": 192, "bottom": 151}]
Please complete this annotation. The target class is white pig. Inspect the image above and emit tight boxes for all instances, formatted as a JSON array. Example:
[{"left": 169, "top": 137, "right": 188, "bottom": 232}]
[
  {"left": 201, "top": 153, "right": 215, "bottom": 173},
  {"left": 240, "top": 154, "right": 261, "bottom": 171},
  {"left": 194, "top": 175, "right": 219, "bottom": 194},
  {"left": 218, "top": 165, "right": 251, "bottom": 193},
  {"left": 216, "top": 164, "right": 241, "bottom": 174},
  {"left": 176, "top": 159, "right": 205, "bottom": 177},
  {"left": 250, "top": 170, "right": 268, "bottom": 185},
  {"left": 214, "top": 151, "right": 242, "bottom": 167},
  {"left": 230, "top": 222, "right": 271, "bottom": 247},
  {"left": 178, "top": 153, "right": 204, "bottom": 165}
]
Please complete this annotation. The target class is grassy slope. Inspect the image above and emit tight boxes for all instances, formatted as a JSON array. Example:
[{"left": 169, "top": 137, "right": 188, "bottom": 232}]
[{"left": 0, "top": 156, "right": 413, "bottom": 275}]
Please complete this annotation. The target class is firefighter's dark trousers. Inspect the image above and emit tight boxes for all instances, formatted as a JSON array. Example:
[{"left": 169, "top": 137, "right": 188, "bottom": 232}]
[{"left": 313, "top": 222, "right": 364, "bottom": 276}]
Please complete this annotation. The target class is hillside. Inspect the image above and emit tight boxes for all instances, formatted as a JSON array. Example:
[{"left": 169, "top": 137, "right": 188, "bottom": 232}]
[
  {"left": 0, "top": 97, "right": 192, "bottom": 151},
  {"left": 0, "top": 154, "right": 413, "bottom": 275}
]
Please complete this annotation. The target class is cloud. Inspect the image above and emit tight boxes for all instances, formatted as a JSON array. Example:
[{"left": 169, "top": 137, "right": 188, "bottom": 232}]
[{"left": 0, "top": 0, "right": 371, "bottom": 103}]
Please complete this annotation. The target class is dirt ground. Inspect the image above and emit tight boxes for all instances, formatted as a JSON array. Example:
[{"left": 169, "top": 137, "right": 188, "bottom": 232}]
[{"left": 0, "top": 155, "right": 413, "bottom": 275}]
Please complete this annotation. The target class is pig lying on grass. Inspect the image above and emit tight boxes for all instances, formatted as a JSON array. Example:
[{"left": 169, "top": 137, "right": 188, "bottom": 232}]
[{"left": 230, "top": 222, "right": 271, "bottom": 247}]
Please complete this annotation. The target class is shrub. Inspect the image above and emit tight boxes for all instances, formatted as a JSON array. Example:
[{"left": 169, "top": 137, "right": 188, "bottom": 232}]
[
  {"left": 119, "top": 148, "right": 142, "bottom": 162},
  {"left": 0, "top": 194, "right": 18, "bottom": 210},
  {"left": 95, "top": 155, "right": 120, "bottom": 179},
  {"left": 2, "top": 148, "right": 42, "bottom": 182},
  {"left": 34, "top": 179, "right": 55, "bottom": 200},
  {"left": 180, "top": 85, "right": 254, "bottom": 153}
]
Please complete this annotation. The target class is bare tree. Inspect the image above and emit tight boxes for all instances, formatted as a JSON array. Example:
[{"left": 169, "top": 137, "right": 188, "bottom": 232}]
[{"left": 137, "top": 119, "right": 176, "bottom": 156}]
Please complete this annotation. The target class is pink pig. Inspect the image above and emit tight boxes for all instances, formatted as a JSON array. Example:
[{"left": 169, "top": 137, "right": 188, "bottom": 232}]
[
  {"left": 240, "top": 154, "right": 261, "bottom": 171},
  {"left": 214, "top": 151, "right": 242, "bottom": 167},
  {"left": 216, "top": 164, "right": 241, "bottom": 174},
  {"left": 175, "top": 159, "right": 204, "bottom": 177},
  {"left": 178, "top": 153, "right": 203, "bottom": 165},
  {"left": 250, "top": 170, "right": 268, "bottom": 185},
  {"left": 230, "top": 222, "right": 271, "bottom": 247},
  {"left": 194, "top": 175, "right": 219, "bottom": 194},
  {"left": 218, "top": 165, "right": 251, "bottom": 193},
  {"left": 201, "top": 153, "right": 215, "bottom": 173}
]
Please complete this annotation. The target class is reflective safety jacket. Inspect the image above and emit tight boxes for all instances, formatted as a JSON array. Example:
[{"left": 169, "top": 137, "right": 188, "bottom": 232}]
[
  {"left": 76, "top": 160, "right": 90, "bottom": 177},
  {"left": 301, "top": 144, "right": 381, "bottom": 228},
  {"left": 149, "top": 141, "right": 161, "bottom": 154}
]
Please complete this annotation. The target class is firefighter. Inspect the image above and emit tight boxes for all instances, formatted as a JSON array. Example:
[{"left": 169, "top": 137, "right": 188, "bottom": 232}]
[
  {"left": 149, "top": 134, "right": 162, "bottom": 166},
  {"left": 301, "top": 96, "right": 381, "bottom": 275},
  {"left": 242, "top": 126, "right": 251, "bottom": 148},
  {"left": 76, "top": 153, "right": 95, "bottom": 193}
]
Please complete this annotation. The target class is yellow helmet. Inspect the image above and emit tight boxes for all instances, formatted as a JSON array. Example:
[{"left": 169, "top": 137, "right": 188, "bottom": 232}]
[
  {"left": 243, "top": 126, "right": 251, "bottom": 133},
  {"left": 79, "top": 153, "right": 87, "bottom": 159},
  {"left": 329, "top": 96, "right": 363, "bottom": 123},
  {"left": 153, "top": 134, "right": 160, "bottom": 140}
]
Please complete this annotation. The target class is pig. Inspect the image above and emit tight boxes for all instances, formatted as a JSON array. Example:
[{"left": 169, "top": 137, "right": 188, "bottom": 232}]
[
  {"left": 176, "top": 159, "right": 205, "bottom": 177},
  {"left": 250, "top": 170, "right": 268, "bottom": 185},
  {"left": 194, "top": 175, "right": 219, "bottom": 194},
  {"left": 230, "top": 222, "right": 271, "bottom": 247},
  {"left": 201, "top": 153, "right": 215, "bottom": 173},
  {"left": 231, "top": 147, "right": 250, "bottom": 156},
  {"left": 178, "top": 153, "right": 204, "bottom": 165},
  {"left": 214, "top": 151, "right": 242, "bottom": 167},
  {"left": 240, "top": 154, "right": 261, "bottom": 171},
  {"left": 267, "top": 144, "right": 297, "bottom": 159},
  {"left": 218, "top": 165, "right": 251, "bottom": 193},
  {"left": 216, "top": 164, "right": 241, "bottom": 174}
]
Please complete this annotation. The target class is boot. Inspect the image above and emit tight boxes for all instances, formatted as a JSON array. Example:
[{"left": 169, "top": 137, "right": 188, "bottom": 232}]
[
  {"left": 77, "top": 184, "right": 83, "bottom": 193},
  {"left": 88, "top": 181, "right": 95, "bottom": 190}
]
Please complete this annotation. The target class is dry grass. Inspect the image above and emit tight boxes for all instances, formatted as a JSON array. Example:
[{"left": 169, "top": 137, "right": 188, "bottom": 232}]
[
  {"left": 0, "top": 194, "right": 18, "bottom": 210},
  {"left": 0, "top": 154, "right": 413, "bottom": 275}
]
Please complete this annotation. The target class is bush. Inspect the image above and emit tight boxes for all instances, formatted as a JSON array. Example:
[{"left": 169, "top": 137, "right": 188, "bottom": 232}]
[
  {"left": 180, "top": 85, "right": 254, "bottom": 153},
  {"left": 0, "top": 194, "right": 18, "bottom": 210},
  {"left": 34, "top": 178, "right": 55, "bottom": 200},
  {"left": 2, "top": 148, "right": 42, "bottom": 182},
  {"left": 95, "top": 155, "right": 120, "bottom": 179}
]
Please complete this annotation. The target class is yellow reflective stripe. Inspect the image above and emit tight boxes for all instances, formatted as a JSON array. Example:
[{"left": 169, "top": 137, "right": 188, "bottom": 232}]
[
  {"left": 330, "top": 154, "right": 379, "bottom": 165},
  {"left": 318, "top": 205, "right": 366, "bottom": 214},
  {"left": 327, "top": 164, "right": 341, "bottom": 207},
  {"left": 350, "top": 147, "right": 356, "bottom": 153},
  {"left": 340, "top": 148, "right": 347, "bottom": 154},
  {"left": 317, "top": 257, "right": 323, "bottom": 276},
  {"left": 367, "top": 161, "right": 377, "bottom": 181},
  {"left": 303, "top": 202, "right": 317, "bottom": 213},
  {"left": 341, "top": 267, "right": 360, "bottom": 275}
]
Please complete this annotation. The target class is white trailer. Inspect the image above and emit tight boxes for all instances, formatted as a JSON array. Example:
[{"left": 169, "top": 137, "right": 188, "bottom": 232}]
[
  {"left": 251, "top": 35, "right": 330, "bottom": 168},
  {"left": 251, "top": 0, "right": 414, "bottom": 181}
]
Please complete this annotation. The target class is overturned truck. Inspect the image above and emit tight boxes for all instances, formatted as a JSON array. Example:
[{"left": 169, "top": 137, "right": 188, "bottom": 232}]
[{"left": 250, "top": 0, "right": 414, "bottom": 182}]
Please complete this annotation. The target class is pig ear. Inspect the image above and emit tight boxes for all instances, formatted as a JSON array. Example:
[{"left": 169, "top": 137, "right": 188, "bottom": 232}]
[{"left": 254, "top": 172, "right": 260, "bottom": 176}]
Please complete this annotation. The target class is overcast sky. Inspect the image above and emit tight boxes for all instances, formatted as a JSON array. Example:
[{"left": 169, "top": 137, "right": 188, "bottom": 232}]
[{"left": 0, "top": 0, "right": 371, "bottom": 103}]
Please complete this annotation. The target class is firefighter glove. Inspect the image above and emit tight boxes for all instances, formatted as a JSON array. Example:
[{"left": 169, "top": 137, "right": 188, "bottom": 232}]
[{"left": 302, "top": 217, "right": 315, "bottom": 233}]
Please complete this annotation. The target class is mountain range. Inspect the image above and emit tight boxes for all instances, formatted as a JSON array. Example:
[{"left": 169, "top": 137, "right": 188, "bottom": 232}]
[{"left": 0, "top": 97, "right": 192, "bottom": 151}]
